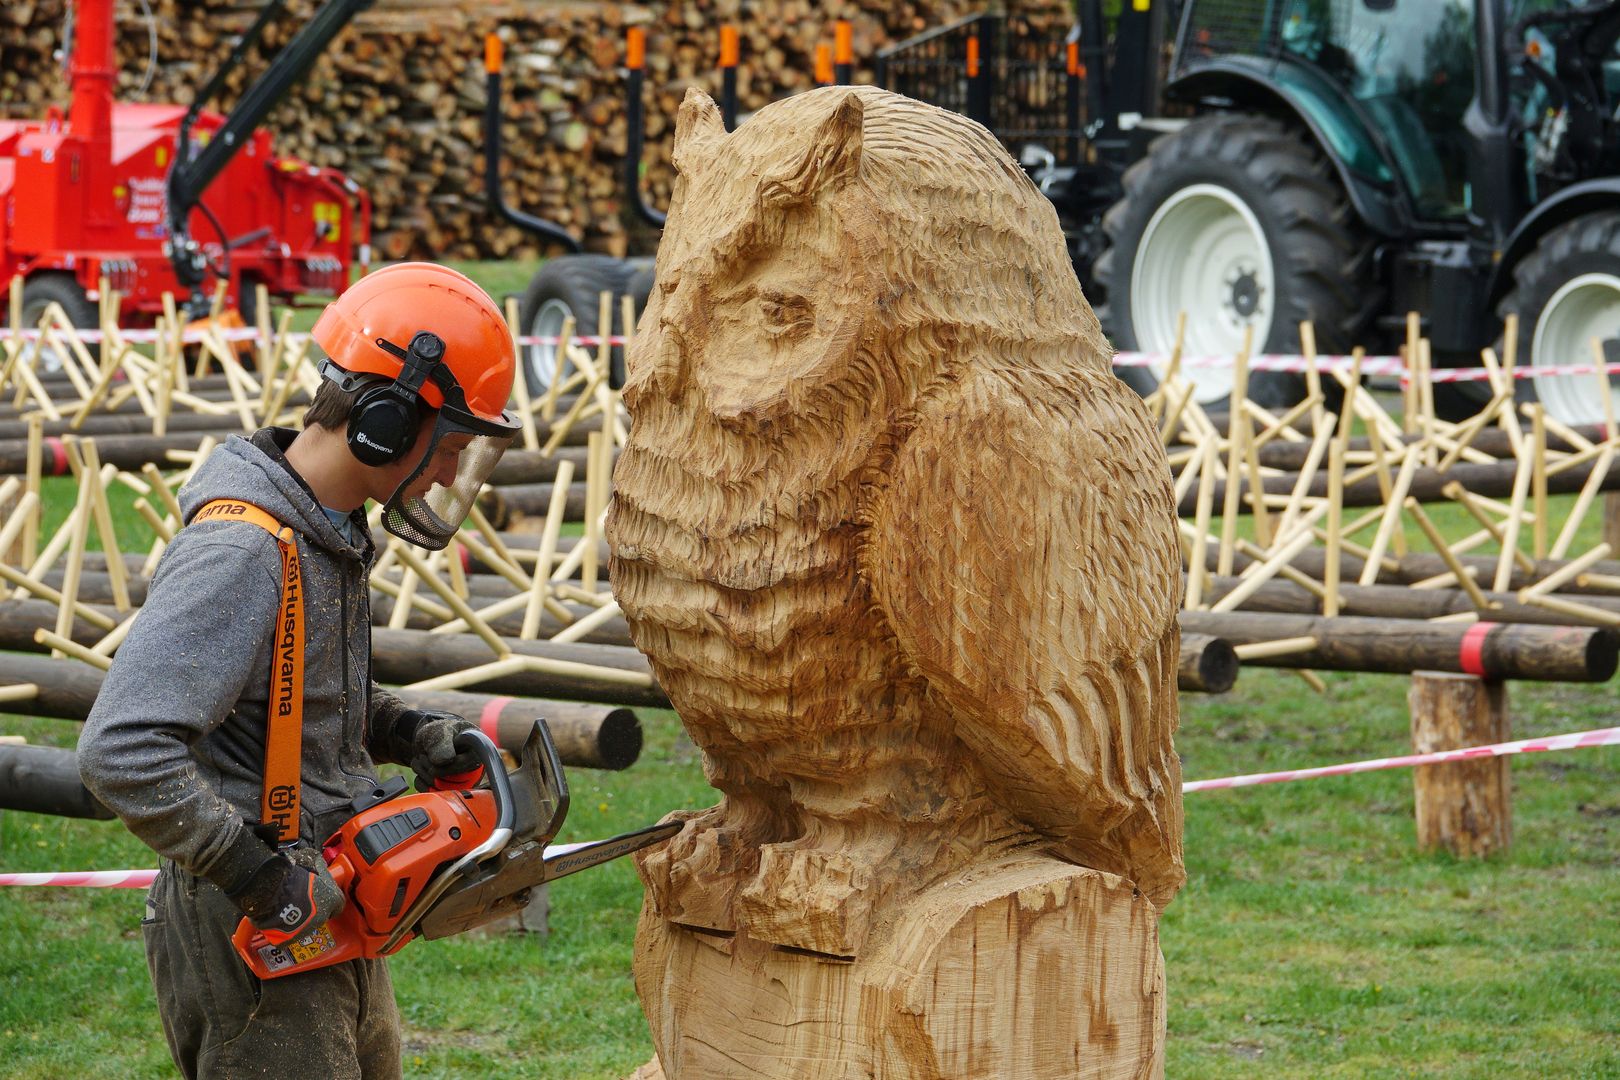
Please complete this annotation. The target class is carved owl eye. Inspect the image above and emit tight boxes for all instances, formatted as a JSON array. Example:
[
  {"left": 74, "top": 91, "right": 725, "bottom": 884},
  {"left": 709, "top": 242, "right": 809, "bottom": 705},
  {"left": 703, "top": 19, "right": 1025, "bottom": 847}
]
[{"left": 760, "top": 290, "right": 813, "bottom": 336}]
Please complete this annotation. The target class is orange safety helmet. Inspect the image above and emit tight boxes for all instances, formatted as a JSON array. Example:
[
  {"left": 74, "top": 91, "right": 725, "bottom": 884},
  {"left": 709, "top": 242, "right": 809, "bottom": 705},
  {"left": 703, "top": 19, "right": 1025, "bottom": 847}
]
[
  {"left": 310, "top": 263, "right": 520, "bottom": 550},
  {"left": 312, "top": 262, "right": 516, "bottom": 421}
]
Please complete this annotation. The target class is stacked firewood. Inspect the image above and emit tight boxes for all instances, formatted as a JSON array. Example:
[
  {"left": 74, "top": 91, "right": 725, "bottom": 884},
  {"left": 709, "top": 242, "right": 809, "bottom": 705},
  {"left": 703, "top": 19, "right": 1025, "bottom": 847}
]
[{"left": 3, "top": 0, "right": 1072, "bottom": 261}]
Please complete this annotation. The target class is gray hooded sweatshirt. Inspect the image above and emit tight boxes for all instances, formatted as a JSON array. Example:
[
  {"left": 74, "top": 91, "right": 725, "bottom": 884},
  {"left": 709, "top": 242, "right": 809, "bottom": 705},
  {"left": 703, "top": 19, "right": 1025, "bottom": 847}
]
[{"left": 79, "top": 429, "right": 415, "bottom": 890}]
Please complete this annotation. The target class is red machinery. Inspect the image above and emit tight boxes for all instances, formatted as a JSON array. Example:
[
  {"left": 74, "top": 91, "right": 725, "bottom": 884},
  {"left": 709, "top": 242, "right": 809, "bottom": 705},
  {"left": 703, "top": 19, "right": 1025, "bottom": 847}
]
[{"left": 0, "top": 0, "right": 373, "bottom": 329}]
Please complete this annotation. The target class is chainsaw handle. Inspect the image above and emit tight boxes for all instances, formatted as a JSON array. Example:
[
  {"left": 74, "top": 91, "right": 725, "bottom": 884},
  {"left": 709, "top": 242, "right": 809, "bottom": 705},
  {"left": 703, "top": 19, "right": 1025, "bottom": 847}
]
[
  {"left": 453, "top": 729, "right": 514, "bottom": 839},
  {"left": 376, "top": 730, "right": 514, "bottom": 954}
]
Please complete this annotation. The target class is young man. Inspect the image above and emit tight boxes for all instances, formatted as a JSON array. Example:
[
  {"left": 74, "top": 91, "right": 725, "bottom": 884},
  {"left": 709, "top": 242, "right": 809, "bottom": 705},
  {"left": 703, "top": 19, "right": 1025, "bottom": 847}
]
[{"left": 79, "top": 262, "right": 520, "bottom": 1079}]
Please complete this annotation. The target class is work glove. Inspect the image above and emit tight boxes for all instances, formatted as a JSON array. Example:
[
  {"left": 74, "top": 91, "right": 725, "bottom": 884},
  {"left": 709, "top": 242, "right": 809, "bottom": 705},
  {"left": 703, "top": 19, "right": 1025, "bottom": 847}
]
[
  {"left": 226, "top": 845, "right": 345, "bottom": 946},
  {"left": 397, "top": 708, "right": 483, "bottom": 791}
]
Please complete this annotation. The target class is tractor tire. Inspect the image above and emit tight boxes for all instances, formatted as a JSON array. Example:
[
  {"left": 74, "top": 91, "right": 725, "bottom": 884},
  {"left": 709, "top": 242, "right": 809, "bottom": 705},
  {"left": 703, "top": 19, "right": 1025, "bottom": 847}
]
[
  {"left": 13, "top": 274, "right": 98, "bottom": 374},
  {"left": 1495, "top": 211, "right": 1620, "bottom": 428},
  {"left": 625, "top": 256, "right": 657, "bottom": 318},
  {"left": 1095, "top": 113, "right": 1375, "bottom": 411},
  {"left": 516, "top": 254, "right": 633, "bottom": 395}
]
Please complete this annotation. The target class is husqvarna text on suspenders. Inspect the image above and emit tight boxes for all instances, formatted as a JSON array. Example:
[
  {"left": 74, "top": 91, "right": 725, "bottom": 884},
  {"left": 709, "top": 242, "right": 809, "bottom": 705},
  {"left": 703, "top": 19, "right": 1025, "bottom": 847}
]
[{"left": 193, "top": 499, "right": 305, "bottom": 845}]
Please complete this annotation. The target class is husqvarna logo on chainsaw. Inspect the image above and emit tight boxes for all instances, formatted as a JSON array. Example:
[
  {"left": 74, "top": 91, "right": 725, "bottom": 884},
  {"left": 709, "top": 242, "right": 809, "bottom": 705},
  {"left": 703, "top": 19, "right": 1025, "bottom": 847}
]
[{"left": 279, "top": 903, "right": 304, "bottom": 927}]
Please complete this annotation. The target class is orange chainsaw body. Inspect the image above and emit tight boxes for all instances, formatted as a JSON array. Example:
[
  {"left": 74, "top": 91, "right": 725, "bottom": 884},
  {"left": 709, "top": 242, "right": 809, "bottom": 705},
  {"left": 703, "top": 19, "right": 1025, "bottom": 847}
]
[{"left": 233, "top": 786, "right": 497, "bottom": 979}]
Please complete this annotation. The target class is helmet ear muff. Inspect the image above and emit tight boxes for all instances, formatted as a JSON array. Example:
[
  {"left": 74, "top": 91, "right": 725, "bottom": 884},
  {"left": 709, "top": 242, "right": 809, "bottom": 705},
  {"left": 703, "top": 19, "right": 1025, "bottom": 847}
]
[{"left": 347, "top": 377, "right": 420, "bottom": 467}]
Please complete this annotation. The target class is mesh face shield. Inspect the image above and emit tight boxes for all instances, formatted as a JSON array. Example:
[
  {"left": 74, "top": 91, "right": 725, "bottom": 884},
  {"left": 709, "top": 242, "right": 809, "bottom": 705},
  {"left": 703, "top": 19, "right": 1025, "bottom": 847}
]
[
  {"left": 380, "top": 416, "right": 514, "bottom": 550},
  {"left": 320, "top": 332, "right": 519, "bottom": 551}
]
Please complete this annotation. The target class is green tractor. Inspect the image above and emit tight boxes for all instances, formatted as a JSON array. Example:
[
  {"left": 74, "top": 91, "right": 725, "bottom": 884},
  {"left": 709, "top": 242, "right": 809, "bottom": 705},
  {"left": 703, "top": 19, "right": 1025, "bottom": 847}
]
[{"left": 882, "top": 0, "right": 1620, "bottom": 423}]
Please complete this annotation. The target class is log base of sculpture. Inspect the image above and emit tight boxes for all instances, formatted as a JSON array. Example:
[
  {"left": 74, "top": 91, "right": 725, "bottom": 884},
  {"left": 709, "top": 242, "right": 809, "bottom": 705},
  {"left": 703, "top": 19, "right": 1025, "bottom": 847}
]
[{"left": 634, "top": 852, "right": 1165, "bottom": 1080}]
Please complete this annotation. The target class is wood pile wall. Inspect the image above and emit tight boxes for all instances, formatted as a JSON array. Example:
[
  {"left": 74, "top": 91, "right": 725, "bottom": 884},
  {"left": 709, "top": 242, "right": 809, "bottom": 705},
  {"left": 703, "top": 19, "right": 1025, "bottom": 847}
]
[{"left": 2, "top": 0, "right": 1070, "bottom": 261}]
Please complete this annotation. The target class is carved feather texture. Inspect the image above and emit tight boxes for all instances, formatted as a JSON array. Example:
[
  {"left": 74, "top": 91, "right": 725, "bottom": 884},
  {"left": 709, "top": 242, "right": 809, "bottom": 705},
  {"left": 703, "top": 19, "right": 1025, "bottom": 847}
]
[{"left": 610, "top": 87, "right": 1184, "bottom": 931}]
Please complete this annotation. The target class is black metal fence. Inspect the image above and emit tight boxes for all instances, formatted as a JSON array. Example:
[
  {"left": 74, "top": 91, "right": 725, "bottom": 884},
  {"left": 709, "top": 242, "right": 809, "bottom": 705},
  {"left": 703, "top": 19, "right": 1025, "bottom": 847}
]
[{"left": 876, "top": 13, "right": 1085, "bottom": 164}]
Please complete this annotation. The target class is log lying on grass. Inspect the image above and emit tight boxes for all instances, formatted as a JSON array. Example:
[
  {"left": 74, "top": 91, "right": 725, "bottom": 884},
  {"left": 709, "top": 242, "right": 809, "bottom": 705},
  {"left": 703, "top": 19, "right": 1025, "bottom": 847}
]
[
  {"left": 1179, "top": 610, "right": 1618, "bottom": 681},
  {"left": 1178, "top": 632, "right": 1238, "bottom": 693},
  {"left": 0, "top": 743, "right": 112, "bottom": 819},
  {"left": 1274, "top": 549, "right": 1620, "bottom": 596},
  {"left": 0, "top": 432, "right": 247, "bottom": 475},
  {"left": 480, "top": 482, "right": 592, "bottom": 529},
  {"left": 0, "top": 646, "right": 644, "bottom": 769},
  {"left": 1204, "top": 575, "right": 1620, "bottom": 626}
]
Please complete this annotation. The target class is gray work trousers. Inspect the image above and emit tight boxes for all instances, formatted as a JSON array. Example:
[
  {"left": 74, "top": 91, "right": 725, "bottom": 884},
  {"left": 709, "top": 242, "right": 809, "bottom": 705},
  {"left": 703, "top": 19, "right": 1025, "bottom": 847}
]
[{"left": 142, "top": 861, "right": 402, "bottom": 1079}]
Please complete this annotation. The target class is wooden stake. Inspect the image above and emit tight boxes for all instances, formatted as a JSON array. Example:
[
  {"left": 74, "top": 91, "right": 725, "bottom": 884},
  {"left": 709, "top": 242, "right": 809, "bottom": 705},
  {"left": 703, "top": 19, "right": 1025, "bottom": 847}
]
[
  {"left": 1358, "top": 443, "right": 1422, "bottom": 587},
  {"left": 1517, "top": 542, "right": 1613, "bottom": 602},
  {"left": 1443, "top": 482, "right": 1539, "bottom": 575},
  {"left": 402, "top": 655, "right": 532, "bottom": 693},
  {"left": 505, "top": 297, "right": 541, "bottom": 451},
  {"left": 1299, "top": 320, "right": 1323, "bottom": 429},
  {"left": 1405, "top": 498, "right": 1494, "bottom": 612},
  {"left": 522, "top": 460, "right": 575, "bottom": 638},
  {"left": 91, "top": 611, "right": 140, "bottom": 656},
  {"left": 1551, "top": 445, "right": 1615, "bottom": 560},
  {"left": 1233, "top": 636, "right": 1318, "bottom": 660},
  {"left": 1216, "top": 329, "right": 1252, "bottom": 576},
  {"left": 370, "top": 568, "right": 454, "bottom": 624},
  {"left": 1492, "top": 447, "right": 1535, "bottom": 593},
  {"left": 550, "top": 600, "right": 623, "bottom": 644},
  {"left": 1186, "top": 439, "right": 1218, "bottom": 609},
  {"left": 52, "top": 453, "right": 96, "bottom": 657},
  {"left": 1521, "top": 592, "right": 1620, "bottom": 626},
  {"left": 1324, "top": 439, "right": 1346, "bottom": 616},
  {"left": 1210, "top": 509, "right": 1324, "bottom": 613},
  {"left": 393, "top": 542, "right": 511, "bottom": 657},
  {"left": 583, "top": 431, "right": 607, "bottom": 592},
  {"left": 33, "top": 628, "right": 112, "bottom": 671},
  {"left": 1531, "top": 404, "right": 1549, "bottom": 558},
  {"left": 75, "top": 440, "right": 131, "bottom": 612},
  {"left": 1401, "top": 312, "right": 1421, "bottom": 434},
  {"left": 22, "top": 415, "right": 41, "bottom": 566}
]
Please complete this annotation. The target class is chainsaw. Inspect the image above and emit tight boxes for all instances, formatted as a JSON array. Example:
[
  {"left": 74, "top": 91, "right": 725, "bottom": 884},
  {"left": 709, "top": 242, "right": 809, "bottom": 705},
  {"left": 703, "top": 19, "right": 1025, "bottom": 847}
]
[{"left": 232, "top": 720, "right": 680, "bottom": 979}]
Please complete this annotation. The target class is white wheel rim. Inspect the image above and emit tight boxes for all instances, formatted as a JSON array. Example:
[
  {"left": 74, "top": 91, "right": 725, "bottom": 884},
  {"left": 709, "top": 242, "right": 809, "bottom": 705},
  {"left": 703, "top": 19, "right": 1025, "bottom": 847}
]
[
  {"left": 1531, "top": 272, "right": 1620, "bottom": 426},
  {"left": 1130, "top": 183, "right": 1275, "bottom": 403},
  {"left": 526, "top": 298, "right": 574, "bottom": 394}
]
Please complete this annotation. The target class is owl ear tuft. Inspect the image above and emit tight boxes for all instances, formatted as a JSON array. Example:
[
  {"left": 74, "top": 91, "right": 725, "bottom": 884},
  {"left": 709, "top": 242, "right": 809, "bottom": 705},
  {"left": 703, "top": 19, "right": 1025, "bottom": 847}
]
[
  {"left": 673, "top": 88, "right": 726, "bottom": 177},
  {"left": 761, "top": 91, "right": 864, "bottom": 206}
]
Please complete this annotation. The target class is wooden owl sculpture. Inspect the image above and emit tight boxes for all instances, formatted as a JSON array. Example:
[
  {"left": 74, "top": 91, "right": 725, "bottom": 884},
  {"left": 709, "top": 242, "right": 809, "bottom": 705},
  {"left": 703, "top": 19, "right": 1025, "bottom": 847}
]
[{"left": 608, "top": 85, "right": 1184, "bottom": 967}]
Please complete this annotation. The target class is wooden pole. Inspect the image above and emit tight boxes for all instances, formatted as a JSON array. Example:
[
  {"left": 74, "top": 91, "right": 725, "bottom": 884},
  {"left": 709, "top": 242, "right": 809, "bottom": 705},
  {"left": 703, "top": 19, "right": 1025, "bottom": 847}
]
[
  {"left": 1409, "top": 672, "right": 1511, "bottom": 858},
  {"left": 1216, "top": 331, "right": 1251, "bottom": 576},
  {"left": 1178, "top": 610, "right": 1617, "bottom": 680}
]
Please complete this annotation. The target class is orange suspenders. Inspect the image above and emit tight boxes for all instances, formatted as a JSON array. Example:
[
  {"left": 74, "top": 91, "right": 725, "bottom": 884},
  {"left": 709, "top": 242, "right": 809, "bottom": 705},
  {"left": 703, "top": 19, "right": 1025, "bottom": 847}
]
[{"left": 194, "top": 499, "right": 306, "bottom": 846}]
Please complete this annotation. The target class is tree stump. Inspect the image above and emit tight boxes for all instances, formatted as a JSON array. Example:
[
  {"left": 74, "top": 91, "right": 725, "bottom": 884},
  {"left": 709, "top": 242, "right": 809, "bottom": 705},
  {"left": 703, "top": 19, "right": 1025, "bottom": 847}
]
[
  {"left": 1408, "top": 671, "right": 1512, "bottom": 857},
  {"left": 635, "top": 854, "right": 1165, "bottom": 1080}
]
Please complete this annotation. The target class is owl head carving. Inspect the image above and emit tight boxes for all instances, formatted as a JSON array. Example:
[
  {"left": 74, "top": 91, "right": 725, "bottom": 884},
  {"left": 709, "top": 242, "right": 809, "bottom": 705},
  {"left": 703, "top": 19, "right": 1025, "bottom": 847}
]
[{"left": 625, "top": 86, "right": 1115, "bottom": 432}]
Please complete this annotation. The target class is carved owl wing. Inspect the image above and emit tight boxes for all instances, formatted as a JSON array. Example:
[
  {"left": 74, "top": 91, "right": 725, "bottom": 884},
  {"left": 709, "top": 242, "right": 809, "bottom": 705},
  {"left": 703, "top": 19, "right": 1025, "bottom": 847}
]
[{"left": 863, "top": 364, "right": 1186, "bottom": 907}]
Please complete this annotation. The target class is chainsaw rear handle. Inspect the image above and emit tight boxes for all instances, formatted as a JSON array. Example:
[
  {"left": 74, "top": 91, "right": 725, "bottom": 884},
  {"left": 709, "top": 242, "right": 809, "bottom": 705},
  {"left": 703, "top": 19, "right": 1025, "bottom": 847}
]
[{"left": 377, "top": 729, "right": 514, "bottom": 953}]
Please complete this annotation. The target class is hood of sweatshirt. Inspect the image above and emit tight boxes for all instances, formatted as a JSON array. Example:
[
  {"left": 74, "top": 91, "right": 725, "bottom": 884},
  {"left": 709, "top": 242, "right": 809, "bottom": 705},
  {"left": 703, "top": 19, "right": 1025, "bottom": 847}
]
[{"left": 179, "top": 428, "right": 372, "bottom": 564}]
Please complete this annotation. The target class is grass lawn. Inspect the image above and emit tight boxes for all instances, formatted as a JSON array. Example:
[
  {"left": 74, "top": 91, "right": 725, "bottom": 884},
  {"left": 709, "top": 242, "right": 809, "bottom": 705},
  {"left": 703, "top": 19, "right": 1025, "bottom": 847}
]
[
  {"left": 3, "top": 675, "right": 1616, "bottom": 1078},
  {"left": 0, "top": 262, "right": 1616, "bottom": 1076}
]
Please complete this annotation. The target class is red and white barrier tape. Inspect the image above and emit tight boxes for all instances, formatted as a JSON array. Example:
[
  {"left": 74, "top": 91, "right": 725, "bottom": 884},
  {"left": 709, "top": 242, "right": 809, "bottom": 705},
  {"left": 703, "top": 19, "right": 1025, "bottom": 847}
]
[
  {"left": 0, "top": 838, "right": 606, "bottom": 890},
  {"left": 4, "top": 726, "right": 1617, "bottom": 888},
  {"left": 0, "top": 868, "right": 156, "bottom": 889},
  {"left": 1182, "top": 724, "right": 1620, "bottom": 792},
  {"left": 8, "top": 330, "right": 1615, "bottom": 383},
  {"left": 6, "top": 328, "right": 632, "bottom": 347},
  {"left": 1112, "top": 351, "right": 1620, "bottom": 384}
]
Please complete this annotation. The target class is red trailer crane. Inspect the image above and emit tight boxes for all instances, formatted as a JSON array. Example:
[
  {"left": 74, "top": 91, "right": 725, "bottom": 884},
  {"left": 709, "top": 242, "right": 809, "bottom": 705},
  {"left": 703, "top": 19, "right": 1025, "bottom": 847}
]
[{"left": 1, "top": 0, "right": 374, "bottom": 333}]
